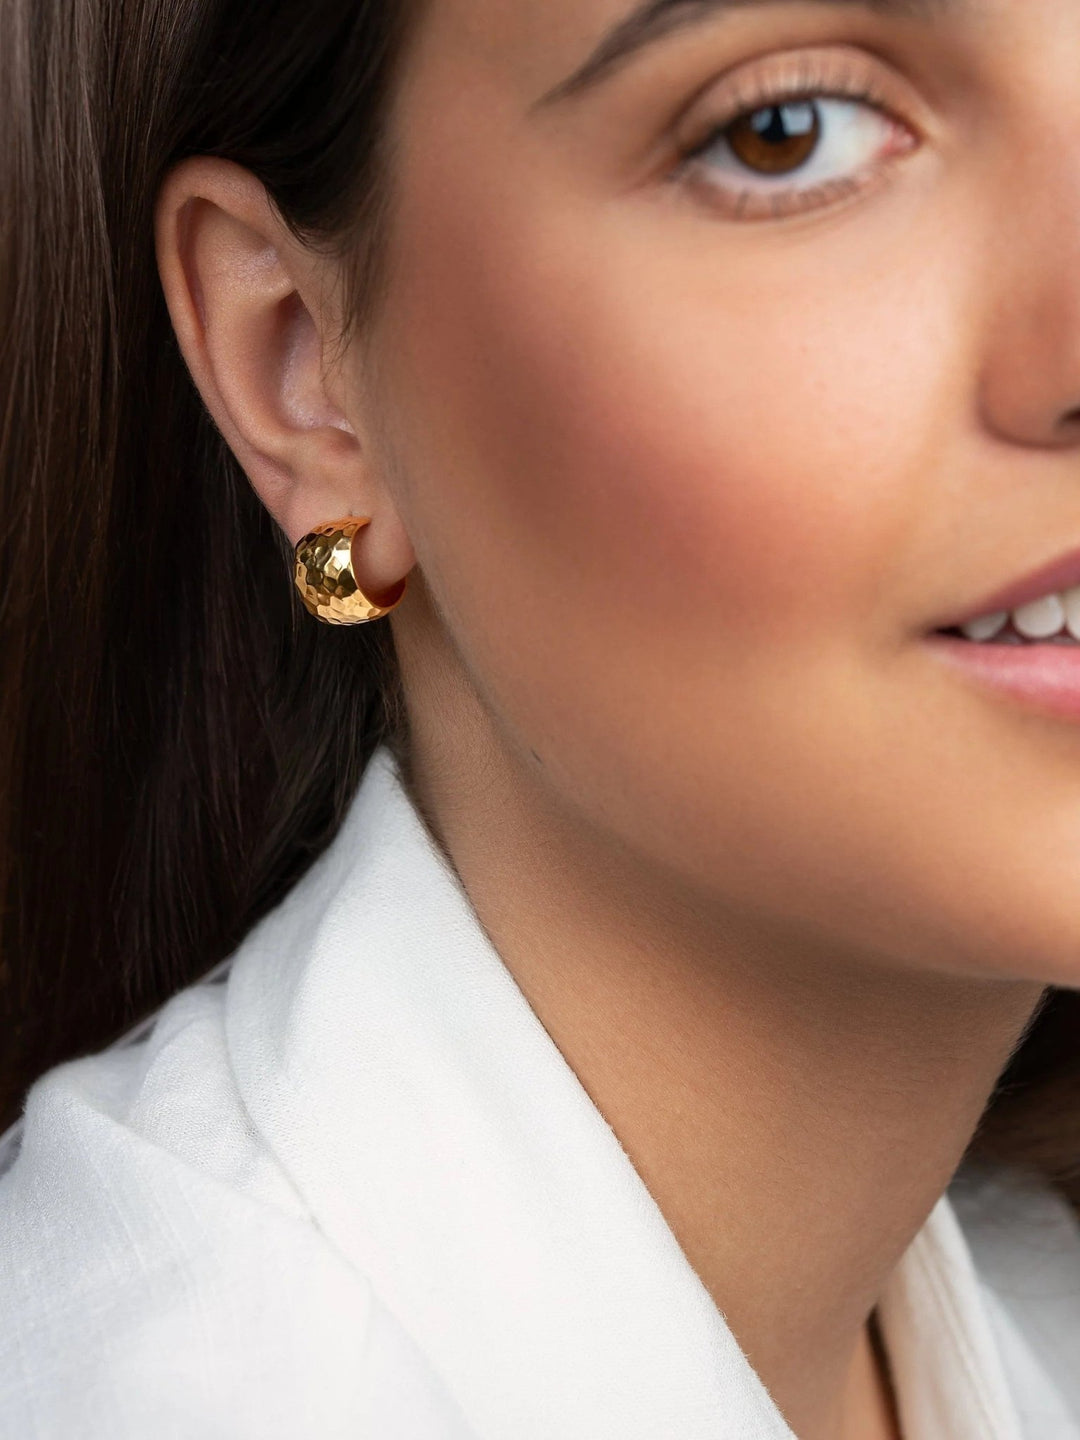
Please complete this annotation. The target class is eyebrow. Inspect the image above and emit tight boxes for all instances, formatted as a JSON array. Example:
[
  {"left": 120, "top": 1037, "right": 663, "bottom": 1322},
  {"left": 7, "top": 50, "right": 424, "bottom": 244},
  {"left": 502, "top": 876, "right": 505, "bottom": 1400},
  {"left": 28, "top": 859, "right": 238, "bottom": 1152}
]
[{"left": 533, "top": 0, "right": 958, "bottom": 108}]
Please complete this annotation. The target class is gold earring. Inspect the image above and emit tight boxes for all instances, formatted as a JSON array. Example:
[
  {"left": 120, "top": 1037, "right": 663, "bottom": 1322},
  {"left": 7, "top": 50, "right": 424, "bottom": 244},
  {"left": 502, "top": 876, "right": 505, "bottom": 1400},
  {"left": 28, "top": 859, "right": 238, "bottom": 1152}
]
[{"left": 293, "top": 517, "right": 407, "bottom": 625}]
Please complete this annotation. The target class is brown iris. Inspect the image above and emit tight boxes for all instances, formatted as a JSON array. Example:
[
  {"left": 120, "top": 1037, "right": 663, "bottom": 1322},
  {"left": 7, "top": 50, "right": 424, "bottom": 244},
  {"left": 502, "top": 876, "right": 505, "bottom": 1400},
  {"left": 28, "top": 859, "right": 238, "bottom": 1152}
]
[{"left": 726, "top": 100, "right": 821, "bottom": 175}]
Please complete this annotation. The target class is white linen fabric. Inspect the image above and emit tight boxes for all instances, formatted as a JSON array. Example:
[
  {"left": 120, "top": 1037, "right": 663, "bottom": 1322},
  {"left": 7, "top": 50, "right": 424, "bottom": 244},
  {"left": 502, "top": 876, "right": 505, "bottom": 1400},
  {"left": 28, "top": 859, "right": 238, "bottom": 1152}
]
[{"left": 1, "top": 742, "right": 1078, "bottom": 1440}]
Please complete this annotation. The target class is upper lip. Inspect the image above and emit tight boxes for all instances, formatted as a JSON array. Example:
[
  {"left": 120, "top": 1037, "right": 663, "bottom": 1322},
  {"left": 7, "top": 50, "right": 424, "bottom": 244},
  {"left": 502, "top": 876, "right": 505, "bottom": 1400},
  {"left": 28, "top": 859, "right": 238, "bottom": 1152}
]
[{"left": 939, "top": 542, "right": 1080, "bottom": 630}]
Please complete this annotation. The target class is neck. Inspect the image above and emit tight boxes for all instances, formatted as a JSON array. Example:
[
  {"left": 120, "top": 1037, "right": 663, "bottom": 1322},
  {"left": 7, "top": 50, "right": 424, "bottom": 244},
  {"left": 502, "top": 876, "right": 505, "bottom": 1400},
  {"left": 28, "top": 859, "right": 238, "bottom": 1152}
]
[{"left": 398, "top": 656, "right": 1044, "bottom": 1440}]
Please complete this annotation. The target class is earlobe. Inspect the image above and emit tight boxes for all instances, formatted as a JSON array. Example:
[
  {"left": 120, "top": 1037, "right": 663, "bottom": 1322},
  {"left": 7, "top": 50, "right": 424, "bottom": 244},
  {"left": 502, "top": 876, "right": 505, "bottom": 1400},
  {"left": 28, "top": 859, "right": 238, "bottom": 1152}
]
[{"left": 153, "top": 155, "right": 415, "bottom": 597}]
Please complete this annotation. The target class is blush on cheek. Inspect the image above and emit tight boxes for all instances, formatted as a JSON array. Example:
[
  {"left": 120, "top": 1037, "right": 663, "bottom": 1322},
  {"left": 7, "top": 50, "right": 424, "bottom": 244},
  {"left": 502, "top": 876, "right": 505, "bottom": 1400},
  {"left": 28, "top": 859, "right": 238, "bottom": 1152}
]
[{"left": 441, "top": 284, "right": 864, "bottom": 655}]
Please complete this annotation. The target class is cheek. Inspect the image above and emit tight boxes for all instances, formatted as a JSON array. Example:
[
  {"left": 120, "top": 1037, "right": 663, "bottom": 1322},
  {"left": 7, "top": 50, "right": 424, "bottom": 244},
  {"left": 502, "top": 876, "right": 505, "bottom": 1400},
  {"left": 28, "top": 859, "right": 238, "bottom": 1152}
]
[
  {"left": 379, "top": 177, "right": 940, "bottom": 686},
  {"left": 371, "top": 112, "right": 978, "bottom": 904}
]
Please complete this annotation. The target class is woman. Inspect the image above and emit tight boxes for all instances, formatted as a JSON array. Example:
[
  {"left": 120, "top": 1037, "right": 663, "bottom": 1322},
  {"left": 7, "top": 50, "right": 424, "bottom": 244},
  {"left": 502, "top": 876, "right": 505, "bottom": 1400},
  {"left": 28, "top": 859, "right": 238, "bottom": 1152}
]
[{"left": 1, "top": 0, "right": 1079, "bottom": 1434}]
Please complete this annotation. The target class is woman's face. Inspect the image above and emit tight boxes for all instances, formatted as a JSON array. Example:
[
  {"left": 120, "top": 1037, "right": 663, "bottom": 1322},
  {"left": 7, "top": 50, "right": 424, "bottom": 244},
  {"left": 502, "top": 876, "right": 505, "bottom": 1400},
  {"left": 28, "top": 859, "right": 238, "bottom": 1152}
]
[{"left": 353, "top": 0, "right": 1080, "bottom": 986}]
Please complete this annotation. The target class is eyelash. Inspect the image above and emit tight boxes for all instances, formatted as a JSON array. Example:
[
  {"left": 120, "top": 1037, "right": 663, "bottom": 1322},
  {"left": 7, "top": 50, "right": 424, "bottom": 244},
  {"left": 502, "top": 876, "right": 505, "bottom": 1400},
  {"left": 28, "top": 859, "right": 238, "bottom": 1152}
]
[{"left": 673, "top": 54, "right": 916, "bottom": 222}]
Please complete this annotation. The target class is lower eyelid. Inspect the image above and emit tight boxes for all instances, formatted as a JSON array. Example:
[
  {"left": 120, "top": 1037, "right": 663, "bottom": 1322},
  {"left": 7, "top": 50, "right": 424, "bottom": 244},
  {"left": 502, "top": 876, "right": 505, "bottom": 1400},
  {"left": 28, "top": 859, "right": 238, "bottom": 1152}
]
[{"left": 679, "top": 164, "right": 862, "bottom": 220}]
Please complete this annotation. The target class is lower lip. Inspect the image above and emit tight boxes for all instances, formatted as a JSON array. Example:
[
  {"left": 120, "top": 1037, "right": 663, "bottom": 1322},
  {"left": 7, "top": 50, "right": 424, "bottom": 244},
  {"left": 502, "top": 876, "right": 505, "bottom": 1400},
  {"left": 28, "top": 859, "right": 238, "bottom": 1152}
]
[{"left": 925, "top": 632, "right": 1080, "bottom": 722}]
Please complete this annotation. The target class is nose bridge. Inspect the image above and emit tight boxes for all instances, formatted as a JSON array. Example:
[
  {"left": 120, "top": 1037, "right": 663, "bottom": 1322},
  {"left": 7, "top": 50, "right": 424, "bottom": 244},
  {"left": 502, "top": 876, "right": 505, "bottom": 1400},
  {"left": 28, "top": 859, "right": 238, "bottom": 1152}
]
[{"left": 976, "top": 69, "right": 1080, "bottom": 445}]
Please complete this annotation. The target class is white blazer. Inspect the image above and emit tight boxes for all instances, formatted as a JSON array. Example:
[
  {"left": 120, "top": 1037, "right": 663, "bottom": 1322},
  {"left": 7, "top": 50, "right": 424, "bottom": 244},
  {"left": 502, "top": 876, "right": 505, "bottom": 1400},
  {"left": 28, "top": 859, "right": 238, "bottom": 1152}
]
[{"left": 1, "top": 744, "right": 1078, "bottom": 1439}]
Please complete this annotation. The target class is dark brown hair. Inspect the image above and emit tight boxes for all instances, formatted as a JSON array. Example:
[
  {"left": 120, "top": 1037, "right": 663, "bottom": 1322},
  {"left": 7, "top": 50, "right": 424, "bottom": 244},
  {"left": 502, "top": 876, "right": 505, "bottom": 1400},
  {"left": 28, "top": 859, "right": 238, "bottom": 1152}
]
[
  {"left": 0, "top": 0, "right": 417, "bottom": 1126},
  {"left": 0, "top": 0, "right": 1077, "bottom": 1208}
]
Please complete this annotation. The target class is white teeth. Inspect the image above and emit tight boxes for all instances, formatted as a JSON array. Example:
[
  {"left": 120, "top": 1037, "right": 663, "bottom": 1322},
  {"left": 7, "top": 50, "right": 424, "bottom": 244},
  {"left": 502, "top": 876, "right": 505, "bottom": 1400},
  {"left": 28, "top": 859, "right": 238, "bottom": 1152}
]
[
  {"left": 960, "top": 611, "right": 1008, "bottom": 641},
  {"left": 1064, "top": 586, "right": 1080, "bottom": 641},
  {"left": 1013, "top": 593, "right": 1067, "bottom": 639},
  {"left": 957, "top": 587, "right": 1080, "bottom": 642},
  {"left": 957, "top": 587, "right": 1080, "bottom": 641}
]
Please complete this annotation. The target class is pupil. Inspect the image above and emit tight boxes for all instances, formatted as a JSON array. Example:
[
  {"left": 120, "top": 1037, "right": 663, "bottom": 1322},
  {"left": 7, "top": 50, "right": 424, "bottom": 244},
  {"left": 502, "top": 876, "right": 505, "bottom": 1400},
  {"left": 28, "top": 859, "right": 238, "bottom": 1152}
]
[{"left": 751, "top": 102, "right": 816, "bottom": 141}]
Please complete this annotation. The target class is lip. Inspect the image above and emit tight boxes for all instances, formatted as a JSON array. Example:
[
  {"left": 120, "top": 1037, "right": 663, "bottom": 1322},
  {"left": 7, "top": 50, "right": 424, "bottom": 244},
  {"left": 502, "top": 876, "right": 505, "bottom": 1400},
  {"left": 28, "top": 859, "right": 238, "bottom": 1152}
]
[
  {"left": 924, "top": 632, "right": 1080, "bottom": 723},
  {"left": 941, "top": 543, "right": 1080, "bottom": 629}
]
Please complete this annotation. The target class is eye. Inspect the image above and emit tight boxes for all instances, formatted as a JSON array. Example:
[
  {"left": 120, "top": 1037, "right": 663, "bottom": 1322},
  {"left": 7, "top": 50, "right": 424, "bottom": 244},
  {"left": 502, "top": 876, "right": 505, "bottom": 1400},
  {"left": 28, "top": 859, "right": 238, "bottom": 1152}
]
[{"left": 675, "top": 57, "right": 918, "bottom": 222}]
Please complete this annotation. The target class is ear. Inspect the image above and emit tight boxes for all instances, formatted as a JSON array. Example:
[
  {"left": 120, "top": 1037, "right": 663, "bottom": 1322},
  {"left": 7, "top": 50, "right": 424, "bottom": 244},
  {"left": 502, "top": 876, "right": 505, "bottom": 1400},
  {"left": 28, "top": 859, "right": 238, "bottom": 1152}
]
[{"left": 153, "top": 155, "right": 415, "bottom": 599}]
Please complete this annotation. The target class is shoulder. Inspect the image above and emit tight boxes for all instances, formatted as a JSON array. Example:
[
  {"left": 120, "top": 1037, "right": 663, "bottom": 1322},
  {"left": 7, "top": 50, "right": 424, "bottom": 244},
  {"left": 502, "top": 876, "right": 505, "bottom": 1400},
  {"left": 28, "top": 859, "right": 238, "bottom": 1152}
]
[{"left": 0, "top": 972, "right": 471, "bottom": 1440}]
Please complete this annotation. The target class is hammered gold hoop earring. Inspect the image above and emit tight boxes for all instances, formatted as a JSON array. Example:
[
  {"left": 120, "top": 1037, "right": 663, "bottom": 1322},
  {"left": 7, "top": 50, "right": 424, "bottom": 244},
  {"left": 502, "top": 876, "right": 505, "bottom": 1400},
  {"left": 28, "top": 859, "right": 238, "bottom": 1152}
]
[{"left": 293, "top": 517, "right": 407, "bottom": 625}]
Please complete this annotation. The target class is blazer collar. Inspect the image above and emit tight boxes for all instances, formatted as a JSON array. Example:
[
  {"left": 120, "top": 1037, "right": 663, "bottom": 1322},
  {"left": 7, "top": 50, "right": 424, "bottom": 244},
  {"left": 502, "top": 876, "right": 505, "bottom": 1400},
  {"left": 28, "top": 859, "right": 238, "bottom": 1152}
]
[{"left": 222, "top": 744, "right": 1016, "bottom": 1440}]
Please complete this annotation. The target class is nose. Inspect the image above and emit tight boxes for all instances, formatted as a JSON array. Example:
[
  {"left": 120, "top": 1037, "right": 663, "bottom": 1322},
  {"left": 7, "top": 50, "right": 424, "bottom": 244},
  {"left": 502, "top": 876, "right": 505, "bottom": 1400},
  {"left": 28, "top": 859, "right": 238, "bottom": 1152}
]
[{"left": 976, "top": 113, "right": 1080, "bottom": 451}]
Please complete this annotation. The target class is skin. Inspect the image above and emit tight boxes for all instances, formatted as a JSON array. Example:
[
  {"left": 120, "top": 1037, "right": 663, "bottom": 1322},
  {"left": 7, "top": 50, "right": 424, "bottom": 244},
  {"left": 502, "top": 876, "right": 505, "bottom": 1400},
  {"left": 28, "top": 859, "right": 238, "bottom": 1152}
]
[{"left": 153, "top": 0, "right": 1080, "bottom": 1434}]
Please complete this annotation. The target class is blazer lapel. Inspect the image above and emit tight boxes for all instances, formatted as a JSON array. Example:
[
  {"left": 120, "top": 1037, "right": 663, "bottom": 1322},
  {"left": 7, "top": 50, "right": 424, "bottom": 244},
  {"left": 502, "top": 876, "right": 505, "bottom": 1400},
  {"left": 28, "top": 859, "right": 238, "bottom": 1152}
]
[{"left": 224, "top": 745, "right": 795, "bottom": 1440}]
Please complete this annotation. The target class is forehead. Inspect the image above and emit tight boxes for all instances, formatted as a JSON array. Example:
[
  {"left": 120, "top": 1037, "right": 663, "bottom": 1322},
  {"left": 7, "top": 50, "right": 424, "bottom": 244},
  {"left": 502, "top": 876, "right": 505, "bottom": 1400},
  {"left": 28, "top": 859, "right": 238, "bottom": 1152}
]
[{"left": 403, "top": 0, "right": 629, "bottom": 104}]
